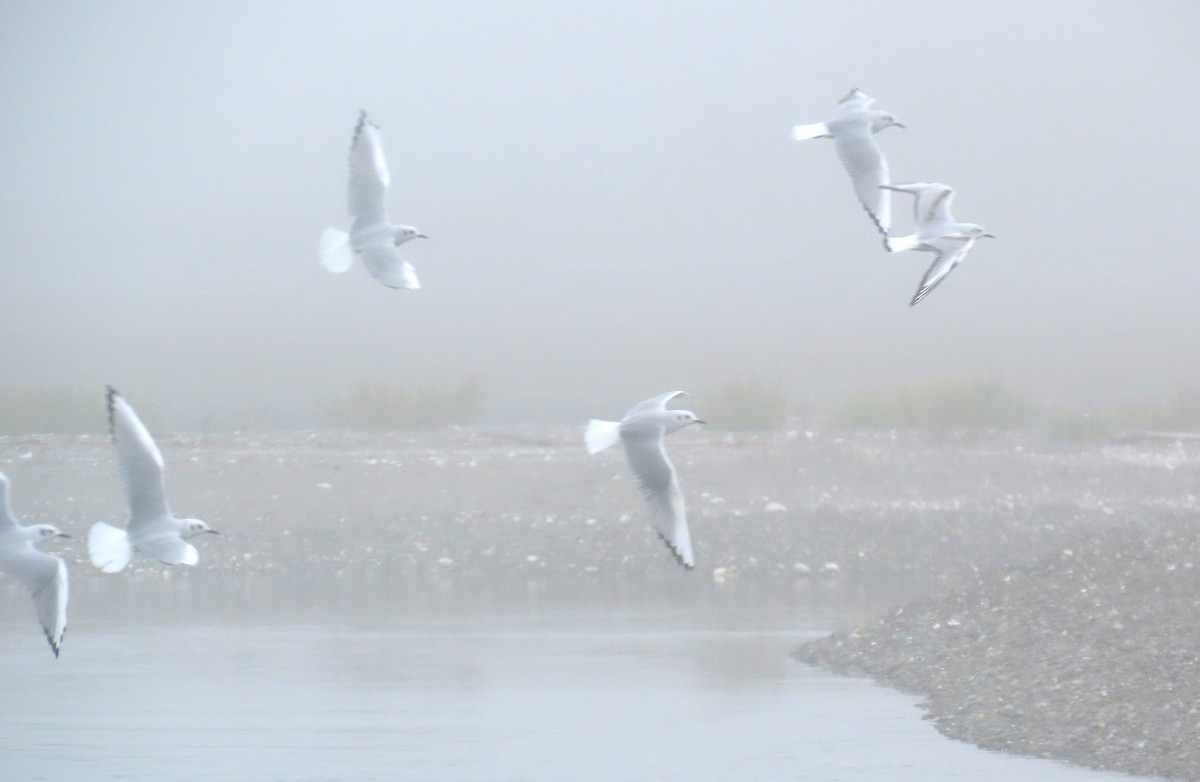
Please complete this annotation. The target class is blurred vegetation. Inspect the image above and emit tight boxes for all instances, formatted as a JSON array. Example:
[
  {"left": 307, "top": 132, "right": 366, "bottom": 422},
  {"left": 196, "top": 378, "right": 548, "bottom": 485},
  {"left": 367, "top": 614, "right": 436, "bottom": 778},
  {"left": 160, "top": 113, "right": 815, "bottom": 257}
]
[
  {"left": 0, "top": 387, "right": 103, "bottom": 435},
  {"left": 704, "top": 379, "right": 791, "bottom": 430},
  {"left": 320, "top": 378, "right": 485, "bottom": 430},
  {"left": 1044, "top": 386, "right": 1200, "bottom": 441},
  {"left": 833, "top": 378, "right": 1035, "bottom": 431}
]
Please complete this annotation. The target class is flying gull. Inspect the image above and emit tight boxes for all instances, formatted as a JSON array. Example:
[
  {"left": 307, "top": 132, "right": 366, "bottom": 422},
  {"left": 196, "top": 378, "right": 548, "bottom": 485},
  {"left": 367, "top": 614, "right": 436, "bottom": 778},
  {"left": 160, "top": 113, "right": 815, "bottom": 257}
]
[
  {"left": 0, "top": 472, "right": 69, "bottom": 657},
  {"left": 319, "top": 110, "right": 428, "bottom": 290},
  {"left": 792, "top": 88, "right": 904, "bottom": 239},
  {"left": 88, "top": 387, "right": 219, "bottom": 573},
  {"left": 882, "top": 182, "right": 994, "bottom": 306},
  {"left": 586, "top": 391, "right": 705, "bottom": 569}
]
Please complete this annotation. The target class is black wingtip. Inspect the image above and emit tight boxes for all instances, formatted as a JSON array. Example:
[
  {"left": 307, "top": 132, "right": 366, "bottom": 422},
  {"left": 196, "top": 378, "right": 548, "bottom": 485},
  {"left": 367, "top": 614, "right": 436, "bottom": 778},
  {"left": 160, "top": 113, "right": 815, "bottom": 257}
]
[
  {"left": 105, "top": 386, "right": 119, "bottom": 438},
  {"left": 656, "top": 532, "right": 695, "bottom": 571}
]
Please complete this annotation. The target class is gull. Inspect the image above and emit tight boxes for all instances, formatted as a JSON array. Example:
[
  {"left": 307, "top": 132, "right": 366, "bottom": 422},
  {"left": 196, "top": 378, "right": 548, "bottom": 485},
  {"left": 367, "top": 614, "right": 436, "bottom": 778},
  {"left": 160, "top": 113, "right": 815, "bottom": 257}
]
[
  {"left": 792, "top": 88, "right": 904, "bottom": 238},
  {"left": 882, "top": 182, "right": 995, "bottom": 306},
  {"left": 87, "top": 387, "right": 218, "bottom": 573},
  {"left": 319, "top": 110, "right": 427, "bottom": 290},
  {"left": 0, "top": 472, "right": 69, "bottom": 657},
  {"left": 586, "top": 391, "right": 705, "bottom": 569}
]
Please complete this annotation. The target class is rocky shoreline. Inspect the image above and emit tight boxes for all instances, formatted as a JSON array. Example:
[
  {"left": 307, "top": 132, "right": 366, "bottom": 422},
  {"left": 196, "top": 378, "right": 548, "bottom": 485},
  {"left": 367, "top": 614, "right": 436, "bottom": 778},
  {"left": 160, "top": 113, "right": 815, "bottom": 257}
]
[{"left": 796, "top": 513, "right": 1200, "bottom": 780}]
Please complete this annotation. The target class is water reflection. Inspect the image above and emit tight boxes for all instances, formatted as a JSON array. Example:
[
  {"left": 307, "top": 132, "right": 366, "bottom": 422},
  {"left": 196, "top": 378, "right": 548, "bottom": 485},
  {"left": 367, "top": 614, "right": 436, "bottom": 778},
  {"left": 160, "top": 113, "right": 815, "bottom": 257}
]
[{"left": 0, "top": 576, "right": 1152, "bottom": 781}]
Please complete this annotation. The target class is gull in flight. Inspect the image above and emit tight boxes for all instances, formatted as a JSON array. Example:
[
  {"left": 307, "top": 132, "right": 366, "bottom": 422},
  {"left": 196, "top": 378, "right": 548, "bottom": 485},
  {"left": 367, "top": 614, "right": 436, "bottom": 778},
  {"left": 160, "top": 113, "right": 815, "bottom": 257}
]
[
  {"left": 792, "top": 88, "right": 904, "bottom": 239},
  {"left": 882, "top": 182, "right": 995, "bottom": 306},
  {"left": 0, "top": 472, "right": 69, "bottom": 657},
  {"left": 319, "top": 110, "right": 427, "bottom": 290},
  {"left": 586, "top": 391, "right": 705, "bottom": 569},
  {"left": 87, "top": 387, "right": 218, "bottom": 573}
]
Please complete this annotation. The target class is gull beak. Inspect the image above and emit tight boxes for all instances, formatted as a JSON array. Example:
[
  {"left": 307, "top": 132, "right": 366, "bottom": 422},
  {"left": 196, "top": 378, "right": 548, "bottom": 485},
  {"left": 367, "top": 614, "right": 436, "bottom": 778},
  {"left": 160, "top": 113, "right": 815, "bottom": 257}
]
[
  {"left": 695, "top": 419, "right": 707, "bottom": 425},
  {"left": 894, "top": 123, "right": 906, "bottom": 129},
  {"left": 983, "top": 233, "right": 996, "bottom": 239},
  {"left": 417, "top": 234, "right": 429, "bottom": 239},
  {"left": 57, "top": 533, "right": 72, "bottom": 539},
  {"left": 207, "top": 529, "right": 221, "bottom": 535}
]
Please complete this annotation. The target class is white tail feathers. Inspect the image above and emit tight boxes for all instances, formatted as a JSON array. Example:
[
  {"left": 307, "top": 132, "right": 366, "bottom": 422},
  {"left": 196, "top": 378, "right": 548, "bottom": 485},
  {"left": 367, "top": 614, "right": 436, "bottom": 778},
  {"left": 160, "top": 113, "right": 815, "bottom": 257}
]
[
  {"left": 791, "top": 122, "right": 831, "bottom": 141},
  {"left": 585, "top": 419, "right": 622, "bottom": 455},
  {"left": 319, "top": 227, "right": 355, "bottom": 273},
  {"left": 886, "top": 234, "right": 922, "bottom": 253},
  {"left": 88, "top": 522, "right": 132, "bottom": 573}
]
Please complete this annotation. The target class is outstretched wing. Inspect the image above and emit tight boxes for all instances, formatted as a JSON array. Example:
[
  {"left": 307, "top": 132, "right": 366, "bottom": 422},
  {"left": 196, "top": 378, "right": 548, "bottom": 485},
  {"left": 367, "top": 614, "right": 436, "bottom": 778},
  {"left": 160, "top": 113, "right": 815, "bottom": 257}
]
[
  {"left": 348, "top": 111, "right": 390, "bottom": 225},
  {"left": 884, "top": 182, "right": 957, "bottom": 229},
  {"left": 137, "top": 533, "right": 199, "bottom": 567},
  {"left": 107, "top": 387, "right": 170, "bottom": 531},
  {"left": 623, "top": 391, "right": 688, "bottom": 420},
  {"left": 0, "top": 472, "right": 16, "bottom": 531},
  {"left": 1, "top": 546, "right": 68, "bottom": 657},
  {"left": 910, "top": 236, "right": 974, "bottom": 306},
  {"left": 834, "top": 126, "right": 890, "bottom": 237},
  {"left": 620, "top": 431, "right": 695, "bottom": 569},
  {"left": 360, "top": 246, "right": 420, "bottom": 290},
  {"left": 837, "top": 88, "right": 875, "bottom": 110}
]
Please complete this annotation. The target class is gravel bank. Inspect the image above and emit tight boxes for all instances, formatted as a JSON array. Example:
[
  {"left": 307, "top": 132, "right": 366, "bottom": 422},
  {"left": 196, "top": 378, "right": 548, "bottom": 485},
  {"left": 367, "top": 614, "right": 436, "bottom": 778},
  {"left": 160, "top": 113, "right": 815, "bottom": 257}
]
[{"left": 797, "top": 514, "right": 1200, "bottom": 780}]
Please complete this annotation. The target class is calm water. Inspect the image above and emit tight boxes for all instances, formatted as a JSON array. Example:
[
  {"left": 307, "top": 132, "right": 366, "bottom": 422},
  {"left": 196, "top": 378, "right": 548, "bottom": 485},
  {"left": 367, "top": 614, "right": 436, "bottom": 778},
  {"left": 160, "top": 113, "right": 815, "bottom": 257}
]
[{"left": 0, "top": 578, "right": 1149, "bottom": 781}]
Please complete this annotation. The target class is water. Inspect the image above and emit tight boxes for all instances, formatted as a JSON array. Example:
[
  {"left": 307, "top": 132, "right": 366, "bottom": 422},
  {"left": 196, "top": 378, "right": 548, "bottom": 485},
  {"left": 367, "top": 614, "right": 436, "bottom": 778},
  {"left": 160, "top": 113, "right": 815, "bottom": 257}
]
[{"left": 0, "top": 578, "right": 1146, "bottom": 781}]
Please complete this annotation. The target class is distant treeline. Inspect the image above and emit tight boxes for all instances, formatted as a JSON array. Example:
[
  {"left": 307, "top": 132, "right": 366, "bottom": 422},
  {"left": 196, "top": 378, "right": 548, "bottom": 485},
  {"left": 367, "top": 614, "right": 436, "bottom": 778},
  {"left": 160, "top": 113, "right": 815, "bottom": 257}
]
[{"left": 6, "top": 378, "right": 1200, "bottom": 437}]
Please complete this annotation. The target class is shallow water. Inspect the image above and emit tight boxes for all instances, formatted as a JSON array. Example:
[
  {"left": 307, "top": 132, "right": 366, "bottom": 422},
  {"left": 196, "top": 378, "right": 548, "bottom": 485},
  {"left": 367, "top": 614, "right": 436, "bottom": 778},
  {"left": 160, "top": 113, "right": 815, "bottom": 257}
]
[{"left": 0, "top": 578, "right": 1149, "bottom": 781}]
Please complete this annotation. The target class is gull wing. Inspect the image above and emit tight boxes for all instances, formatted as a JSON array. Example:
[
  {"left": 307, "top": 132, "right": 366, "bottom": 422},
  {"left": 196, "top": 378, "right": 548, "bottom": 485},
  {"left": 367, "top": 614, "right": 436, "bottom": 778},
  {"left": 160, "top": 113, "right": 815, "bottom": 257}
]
[
  {"left": 885, "top": 182, "right": 958, "bottom": 229},
  {"left": 107, "top": 387, "right": 170, "bottom": 532},
  {"left": 1, "top": 546, "right": 68, "bottom": 657},
  {"left": 836, "top": 88, "right": 875, "bottom": 110},
  {"left": 623, "top": 391, "right": 688, "bottom": 420},
  {"left": 910, "top": 236, "right": 974, "bottom": 307},
  {"left": 360, "top": 246, "right": 420, "bottom": 290},
  {"left": 834, "top": 125, "right": 890, "bottom": 237},
  {"left": 620, "top": 431, "right": 695, "bottom": 569},
  {"left": 0, "top": 473, "right": 15, "bottom": 531},
  {"left": 347, "top": 111, "right": 390, "bottom": 225},
  {"left": 137, "top": 533, "right": 199, "bottom": 567}
]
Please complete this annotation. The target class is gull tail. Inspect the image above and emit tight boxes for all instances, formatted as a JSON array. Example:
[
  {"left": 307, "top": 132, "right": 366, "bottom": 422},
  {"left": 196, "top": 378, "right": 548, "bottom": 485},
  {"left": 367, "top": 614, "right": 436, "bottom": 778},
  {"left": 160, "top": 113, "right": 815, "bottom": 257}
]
[
  {"left": 88, "top": 522, "right": 132, "bottom": 573},
  {"left": 319, "top": 227, "right": 355, "bottom": 273},
  {"left": 886, "top": 234, "right": 921, "bottom": 253},
  {"left": 585, "top": 419, "right": 622, "bottom": 455},
  {"left": 791, "top": 122, "right": 831, "bottom": 141}
]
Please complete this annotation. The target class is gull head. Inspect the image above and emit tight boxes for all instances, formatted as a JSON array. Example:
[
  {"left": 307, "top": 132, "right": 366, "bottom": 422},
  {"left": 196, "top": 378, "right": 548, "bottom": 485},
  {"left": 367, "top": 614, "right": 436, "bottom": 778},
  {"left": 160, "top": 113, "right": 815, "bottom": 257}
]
[
  {"left": 392, "top": 225, "right": 429, "bottom": 246},
  {"left": 183, "top": 519, "right": 219, "bottom": 538},
  {"left": 872, "top": 112, "right": 905, "bottom": 132},
  {"left": 960, "top": 223, "right": 995, "bottom": 239},
  {"left": 28, "top": 524, "right": 70, "bottom": 546},
  {"left": 666, "top": 410, "right": 706, "bottom": 434}
]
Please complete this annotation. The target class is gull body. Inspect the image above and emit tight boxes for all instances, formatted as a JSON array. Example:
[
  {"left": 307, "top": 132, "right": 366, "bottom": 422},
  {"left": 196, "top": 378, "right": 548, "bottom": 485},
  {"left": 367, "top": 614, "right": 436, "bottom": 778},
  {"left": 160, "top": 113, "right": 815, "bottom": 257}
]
[
  {"left": 0, "top": 472, "right": 68, "bottom": 657},
  {"left": 319, "top": 111, "right": 427, "bottom": 290},
  {"left": 882, "top": 182, "right": 994, "bottom": 306},
  {"left": 791, "top": 88, "right": 904, "bottom": 238},
  {"left": 586, "top": 391, "right": 705, "bottom": 569},
  {"left": 87, "top": 387, "right": 218, "bottom": 574}
]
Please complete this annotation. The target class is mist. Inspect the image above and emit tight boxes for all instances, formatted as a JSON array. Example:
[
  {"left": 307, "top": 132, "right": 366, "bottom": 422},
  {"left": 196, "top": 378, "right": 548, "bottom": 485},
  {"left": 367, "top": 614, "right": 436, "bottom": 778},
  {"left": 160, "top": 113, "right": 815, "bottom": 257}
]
[{"left": 2, "top": 0, "right": 1198, "bottom": 428}]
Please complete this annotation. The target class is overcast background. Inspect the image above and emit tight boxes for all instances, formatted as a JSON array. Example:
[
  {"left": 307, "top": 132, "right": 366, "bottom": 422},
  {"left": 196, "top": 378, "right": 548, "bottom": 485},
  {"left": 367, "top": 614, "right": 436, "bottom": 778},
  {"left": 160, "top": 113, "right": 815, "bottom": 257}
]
[{"left": 1, "top": 0, "right": 1198, "bottom": 426}]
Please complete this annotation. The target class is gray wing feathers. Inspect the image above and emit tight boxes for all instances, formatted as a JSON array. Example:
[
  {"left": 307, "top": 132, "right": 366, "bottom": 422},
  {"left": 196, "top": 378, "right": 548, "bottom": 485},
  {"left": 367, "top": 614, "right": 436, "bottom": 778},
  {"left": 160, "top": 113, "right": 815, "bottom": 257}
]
[
  {"left": 834, "top": 129, "right": 890, "bottom": 237},
  {"left": 911, "top": 237, "right": 972, "bottom": 306},
  {"left": 137, "top": 533, "right": 199, "bottom": 566},
  {"left": 0, "top": 473, "right": 14, "bottom": 530},
  {"left": 360, "top": 247, "right": 420, "bottom": 290},
  {"left": 621, "top": 433, "right": 695, "bottom": 569},
  {"left": 4, "top": 547, "right": 67, "bottom": 657},
  {"left": 348, "top": 113, "right": 390, "bottom": 224},
  {"left": 623, "top": 391, "right": 687, "bottom": 420},
  {"left": 107, "top": 388, "right": 170, "bottom": 529}
]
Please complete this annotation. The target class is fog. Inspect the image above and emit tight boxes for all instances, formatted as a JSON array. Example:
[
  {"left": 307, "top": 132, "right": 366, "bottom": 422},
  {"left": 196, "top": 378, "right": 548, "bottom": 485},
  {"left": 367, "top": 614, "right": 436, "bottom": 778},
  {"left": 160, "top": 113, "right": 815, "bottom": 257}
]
[{"left": 2, "top": 0, "right": 1198, "bottom": 426}]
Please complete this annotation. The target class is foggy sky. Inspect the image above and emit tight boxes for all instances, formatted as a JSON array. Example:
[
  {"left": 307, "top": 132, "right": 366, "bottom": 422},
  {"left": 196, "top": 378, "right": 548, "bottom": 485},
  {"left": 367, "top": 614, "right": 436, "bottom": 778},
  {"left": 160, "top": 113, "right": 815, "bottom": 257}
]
[{"left": 2, "top": 1, "right": 1199, "bottom": 426}]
